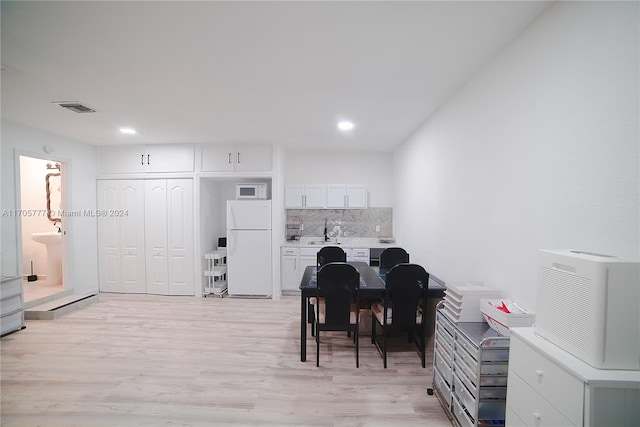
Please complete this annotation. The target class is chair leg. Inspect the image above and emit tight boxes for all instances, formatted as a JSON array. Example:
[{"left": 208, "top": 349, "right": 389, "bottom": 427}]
[
  {"left": 316, "top": 325, "right": 320, "bottom": 367},
  {"left": 421, "top": 327, "right": 426, "bottom": 368},
  {"left": 371, "top": 313, "right": 376, "bottom": 344},
  {"left": 383, "top": 328, "right": 388, "bottom": 369},
  {"left": 355, "top": 328, "right": 359, "bottom": 368}
]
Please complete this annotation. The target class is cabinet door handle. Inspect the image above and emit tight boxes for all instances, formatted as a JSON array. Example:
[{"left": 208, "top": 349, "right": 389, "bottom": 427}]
[
  {"left": 147, "top": 154, "right": 150, "bottom": 165},
  {"left": 141, "top": 154, "right": 144, "bottom": 165},
  {"left": 237, "top": 152, "right": 240, "bottom": 163},
  {"left": 303, "top": 195, "right": 306, "bottom": 207},
  {"left": 228, "top": 153, "right": 232, "bottom": 164}
]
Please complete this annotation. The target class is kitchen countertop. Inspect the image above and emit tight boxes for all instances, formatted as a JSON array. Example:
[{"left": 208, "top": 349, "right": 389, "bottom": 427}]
[{"left": 281, "top": 237, "right": 399, "bottom": 248}]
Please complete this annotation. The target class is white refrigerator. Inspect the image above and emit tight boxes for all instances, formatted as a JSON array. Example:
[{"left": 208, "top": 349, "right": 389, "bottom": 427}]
[{"left": 226, "top": 200, "right": 272, "bottom": 297}]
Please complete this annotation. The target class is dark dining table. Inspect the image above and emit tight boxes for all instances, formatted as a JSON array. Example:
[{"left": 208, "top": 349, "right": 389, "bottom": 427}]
[{"left": 298, "top": 261, "right": 446, "bottom": 362}]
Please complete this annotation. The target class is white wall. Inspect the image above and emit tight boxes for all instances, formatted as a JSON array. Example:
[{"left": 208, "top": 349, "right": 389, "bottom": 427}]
[
  {"left": 283, "top": 150, "right": 394, "bottom": 207},
  {"left": 393, "top": 1, "right": 639, "bottom": 309},
  {"left": 1, "top": 121, "right": 100, "bottom": 294}
]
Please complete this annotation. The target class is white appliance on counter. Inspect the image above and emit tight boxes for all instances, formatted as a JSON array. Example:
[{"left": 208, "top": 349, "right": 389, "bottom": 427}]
[
  {"left": 236, "top": 183, "right": 267, "bottom": 199},
  {"left": 535, "top": 249, "right": 640, "bottom": 370},
  {"left": 226, "top": 200, "right": 272, "bottom": 297}
]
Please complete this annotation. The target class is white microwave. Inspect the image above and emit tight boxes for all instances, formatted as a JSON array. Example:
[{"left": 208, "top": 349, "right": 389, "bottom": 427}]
[{"left": 236, "top": 183, "right": 267, "bottom": 199}]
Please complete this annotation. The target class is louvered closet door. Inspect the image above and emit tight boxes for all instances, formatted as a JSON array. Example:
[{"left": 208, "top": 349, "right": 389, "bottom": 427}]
[
  {"left": 166, "top": 179, "right": 194, "bottom": 295},
  {"left": 144, "top": 180, "right": 169, "bottom": 295},
  {"left": 97, "top": 180, "right": 146, "bottom": 293}
]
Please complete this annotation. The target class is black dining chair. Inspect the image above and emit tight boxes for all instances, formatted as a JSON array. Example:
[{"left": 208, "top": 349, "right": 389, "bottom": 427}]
[
  {"left": 378, "top": 247, "right": 409, "bottom": 281},
  {"left": 315, "top": 262, "right": 361, "bottom": 367},
  {"left": 317, "top": 246, "right": 346, "bottom": 267},
  {"left": 371, "top": 263, "right": 429, "bottom": 368},
  {"left": 309, "top": 246, "right": 347, "bottom": 336}
]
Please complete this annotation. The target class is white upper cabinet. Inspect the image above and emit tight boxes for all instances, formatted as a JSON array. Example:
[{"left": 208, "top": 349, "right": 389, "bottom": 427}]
[
  {"left": 100, "top": 145, "right": 195, "bottom": 174},
  {"left": 201, "top": 144, "right": 272, "bottom": 172},
  {"left": 285, "top": 185, "right": 326, "bottom": 209},
  {"left": 326, "top": 185, "right": 367, "bottom": 209}
]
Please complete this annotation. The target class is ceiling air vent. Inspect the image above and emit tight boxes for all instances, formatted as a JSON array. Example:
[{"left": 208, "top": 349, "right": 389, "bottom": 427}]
[{"left": 54, "top": 102, "right": 96, "bottom": 113}]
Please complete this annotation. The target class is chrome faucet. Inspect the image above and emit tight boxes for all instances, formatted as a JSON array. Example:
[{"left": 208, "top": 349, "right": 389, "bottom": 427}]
[{"left": 324, "top": 218, "right": 329, "bottom": 242}]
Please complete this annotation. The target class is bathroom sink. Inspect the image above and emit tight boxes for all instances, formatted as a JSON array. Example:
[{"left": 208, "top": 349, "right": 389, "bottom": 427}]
[
  {"left": 31, "top": 232, "right": 62, "bottom": 285},
  {"left": 31, "top": 231, "right": 62, "bottom": 244}
]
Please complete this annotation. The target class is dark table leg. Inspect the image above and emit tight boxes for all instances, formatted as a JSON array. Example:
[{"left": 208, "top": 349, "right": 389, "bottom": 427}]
[{"left": 300, "top": 292, "right": 307, "bottom": 362}]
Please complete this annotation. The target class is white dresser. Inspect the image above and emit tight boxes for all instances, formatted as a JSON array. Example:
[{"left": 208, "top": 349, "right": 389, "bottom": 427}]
[
  {"left": 506, "top": 327, "right": 640, "bottom": 426},
  {"left": 1, "top": 275, "right": 24, "bottom": 336}
]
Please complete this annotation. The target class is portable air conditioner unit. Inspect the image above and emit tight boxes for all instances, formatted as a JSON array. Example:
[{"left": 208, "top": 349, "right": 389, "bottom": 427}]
[{"left": 535, "top": 249, "right": 640, "bottom": 370}]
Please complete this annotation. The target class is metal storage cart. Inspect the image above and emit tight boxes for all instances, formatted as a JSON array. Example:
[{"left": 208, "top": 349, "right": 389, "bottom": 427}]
[
  {"left": 203, "top": 250, "right": 227, "bottom": 297},
  {"left": 429, "top": 302, "right": 510, "bottom": 427}
]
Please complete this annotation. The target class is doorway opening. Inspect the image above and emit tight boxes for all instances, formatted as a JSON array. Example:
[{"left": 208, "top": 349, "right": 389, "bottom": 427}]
[{"left": 19, "top": 155, "right": 69, "bottom": 305}]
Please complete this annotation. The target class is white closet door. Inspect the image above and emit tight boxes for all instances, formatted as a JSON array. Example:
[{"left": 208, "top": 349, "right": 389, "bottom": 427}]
[
  {"left": 97, "top": 181, "right": 122, "bottom": 292},
  {"left": 144, "top": 180, "right": 169, "bottom": 295},
  {"left": 167, "top": 179, "right": 194, "bottom": 295},
  {"left": 119, "top": 182, "right": 146, "bottom": 293},
  {"left": 97, "top": 180, "right": 146, "bottom": 293}
]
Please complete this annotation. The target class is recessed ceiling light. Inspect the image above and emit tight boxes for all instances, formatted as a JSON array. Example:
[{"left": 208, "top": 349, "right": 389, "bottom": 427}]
[
  {"left": 119, "top": 127, "right": 137, "bottom": 135},
  {"left": 337, "top": 120, "right": 354, "bottom": 131}
]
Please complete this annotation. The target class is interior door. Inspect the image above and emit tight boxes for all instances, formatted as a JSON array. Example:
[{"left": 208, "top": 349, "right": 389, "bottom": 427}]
[
  {"left": 120, "top": 181, "right": 146, "bottom": 293},
  {"left": 97, "top": 181, "right": 122, "bottom": 292},
  {"left": 97, "top": 180, "right": 146, "bottom": 293},
  {"left": 145, "top": 180, "right": 169, "bottom": 295},
  {"left": 167, "top": 179, "right": 194, "bottom": 295}
]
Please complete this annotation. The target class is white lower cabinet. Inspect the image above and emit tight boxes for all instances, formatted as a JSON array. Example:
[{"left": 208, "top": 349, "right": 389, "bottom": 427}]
[
  {"left": 280, "top": 247, "right": 299, "bottom": 292},
  {"left": 280, "top": 245, "right": 372, "bottom": 291},
  {"left": 98, "top": 179, "right": 194, "bottom": 295},
  {"left": 279, "top": 246, "right": 332, "bottom": 291},
  {"left": 346, "top": 248, "right": 369, "bottom": 263},
  {"left": 298, "top": 248, "right": 319, "bottom": 279},
  {"left": 506, "top": 327, "right": 640, "bottom": 427},
  {"left": 432, "top": 307, "right": 510, "bottom": 427}
]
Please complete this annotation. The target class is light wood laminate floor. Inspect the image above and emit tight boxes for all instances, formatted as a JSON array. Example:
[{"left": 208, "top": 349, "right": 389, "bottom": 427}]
[{"left": 1, "top": 293, "right": 452, "bottom": 426}]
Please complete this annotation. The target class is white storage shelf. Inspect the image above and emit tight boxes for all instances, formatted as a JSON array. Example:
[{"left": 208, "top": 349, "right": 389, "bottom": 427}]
[
  {"left": 431, "top": 305, "right": 510, "bottom": 427},
  {"left": 204, "top": 250, "right": 227, "bottom": 297}
]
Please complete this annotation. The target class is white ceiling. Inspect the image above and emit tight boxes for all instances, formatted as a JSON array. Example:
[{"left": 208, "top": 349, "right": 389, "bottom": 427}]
[{"left": 1, "top": 1, "right": 550, "bottom": 152}]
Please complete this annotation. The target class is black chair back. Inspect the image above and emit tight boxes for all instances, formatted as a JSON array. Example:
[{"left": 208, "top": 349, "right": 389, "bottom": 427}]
[
  {"left": 380, "top": 247, "right": 410, "bottom": 269},
  {"left": 384, "top": 263, "right": 428, "bottom": 330},
  {"left": 379, "top": 247, "right": 409, "bottom": 280},
  {"left": 317, "top": 246, "right": 346, "bottom": 268},
  {"left": 317, "top": 262, "right": 359, "bottom": 327}
]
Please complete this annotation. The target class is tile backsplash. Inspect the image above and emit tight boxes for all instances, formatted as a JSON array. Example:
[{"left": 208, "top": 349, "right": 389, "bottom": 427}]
[{"left": 286, "top": 208, "right": 392, "bottom": 240}]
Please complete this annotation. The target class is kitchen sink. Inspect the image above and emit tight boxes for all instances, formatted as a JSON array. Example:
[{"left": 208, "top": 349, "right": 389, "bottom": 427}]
[{"left": 308, "top": 240, "right": 340, "bottom": 245}]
